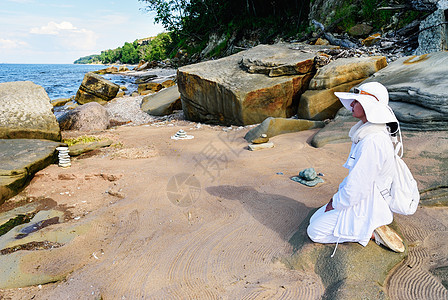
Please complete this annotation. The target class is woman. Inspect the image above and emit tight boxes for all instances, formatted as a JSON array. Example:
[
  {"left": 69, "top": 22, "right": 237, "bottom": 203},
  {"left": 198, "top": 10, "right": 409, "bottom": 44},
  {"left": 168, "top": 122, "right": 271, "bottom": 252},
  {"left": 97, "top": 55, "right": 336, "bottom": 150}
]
[{"left": 307, "top": 81, "right": 405, "bottom": 255}]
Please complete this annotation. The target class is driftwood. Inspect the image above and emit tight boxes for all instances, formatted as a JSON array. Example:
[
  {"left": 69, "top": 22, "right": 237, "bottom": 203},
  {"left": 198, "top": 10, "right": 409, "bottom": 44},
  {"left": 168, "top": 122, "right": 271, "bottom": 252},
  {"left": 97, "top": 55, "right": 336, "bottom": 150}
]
[{"left": 312, "top": 20, "right": 358, "bottom": 48}]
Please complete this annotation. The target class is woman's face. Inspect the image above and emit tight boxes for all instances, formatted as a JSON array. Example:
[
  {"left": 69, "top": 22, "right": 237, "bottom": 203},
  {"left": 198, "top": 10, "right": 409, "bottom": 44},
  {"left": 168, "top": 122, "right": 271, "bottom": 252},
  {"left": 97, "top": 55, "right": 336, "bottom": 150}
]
[{"left": 350, "top": 100, "right": 367, "bottom": 122}]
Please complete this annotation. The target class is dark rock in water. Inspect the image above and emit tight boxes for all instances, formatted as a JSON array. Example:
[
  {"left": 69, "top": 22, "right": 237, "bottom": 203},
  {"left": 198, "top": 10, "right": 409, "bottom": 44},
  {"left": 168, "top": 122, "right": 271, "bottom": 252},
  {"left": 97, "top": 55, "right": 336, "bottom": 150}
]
[
  {"left": 0, "top": 139, "right": 63, "bottom": 205},
  {"left": 58, "top": 102, "right": 109, "bottom": 131},
  {"left": 75, "top": 72, "right": 119, "bottom": 105},
  {"left": 0, "top": 81, "right": 61, "bottom": 141}
]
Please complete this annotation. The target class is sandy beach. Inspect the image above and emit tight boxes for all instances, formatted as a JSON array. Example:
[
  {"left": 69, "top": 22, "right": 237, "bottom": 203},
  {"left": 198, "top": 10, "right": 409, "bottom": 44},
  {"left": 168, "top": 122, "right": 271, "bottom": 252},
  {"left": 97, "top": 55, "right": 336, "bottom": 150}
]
[{"left": 0, "top": 114, "right": 447, "bottom": 299}]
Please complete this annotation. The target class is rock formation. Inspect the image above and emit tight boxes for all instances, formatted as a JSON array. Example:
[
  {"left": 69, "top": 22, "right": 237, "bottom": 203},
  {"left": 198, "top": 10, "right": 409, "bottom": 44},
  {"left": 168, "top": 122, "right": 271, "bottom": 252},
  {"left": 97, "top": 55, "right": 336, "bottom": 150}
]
[
  {"left": 58, "top": 102, "right": 109, "bottom": 131},
  {"left": 75, "top": 72, "right": 119, "bottom": 105},
  {"left": 0, "top": 81, "right": 61, "bottom": 141},
  {"left": 298, "top": 56, "right": 387, "bottom": 120},
  {"left": 178, "top": 43, "right": 336, "bottom": 126},
  {"left": 364, "top": 51, "right": 448, "bottom": 130},
  {"left": 141, "top": 85, "right": 182, "bottom": 116}
]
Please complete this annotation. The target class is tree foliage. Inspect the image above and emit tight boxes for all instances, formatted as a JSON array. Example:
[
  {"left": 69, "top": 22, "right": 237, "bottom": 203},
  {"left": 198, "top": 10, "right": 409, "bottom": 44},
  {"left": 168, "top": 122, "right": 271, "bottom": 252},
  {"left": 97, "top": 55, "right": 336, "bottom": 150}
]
[{"left": 74, "top": 32, "right": 172, "bottom": 64}]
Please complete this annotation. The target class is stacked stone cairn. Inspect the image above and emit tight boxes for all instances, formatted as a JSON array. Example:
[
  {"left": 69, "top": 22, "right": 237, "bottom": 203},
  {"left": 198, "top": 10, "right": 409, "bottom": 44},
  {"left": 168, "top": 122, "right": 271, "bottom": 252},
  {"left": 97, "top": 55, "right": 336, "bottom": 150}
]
[{"left": 57, "top": 146, "right": 71, "bottom": 168}]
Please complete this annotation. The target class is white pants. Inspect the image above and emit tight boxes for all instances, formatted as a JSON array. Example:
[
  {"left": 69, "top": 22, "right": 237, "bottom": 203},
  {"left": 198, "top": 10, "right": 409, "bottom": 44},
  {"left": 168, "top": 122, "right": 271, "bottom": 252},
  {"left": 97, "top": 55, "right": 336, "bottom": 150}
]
[{"left": 307, "top": 205, "right": 368, "bottom": 245}]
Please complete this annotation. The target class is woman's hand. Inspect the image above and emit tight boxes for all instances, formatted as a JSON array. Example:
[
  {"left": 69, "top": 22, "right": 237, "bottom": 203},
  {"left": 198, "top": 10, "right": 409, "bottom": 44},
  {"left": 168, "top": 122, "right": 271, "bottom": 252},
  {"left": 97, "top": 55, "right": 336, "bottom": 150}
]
[{"left": 325, "top": 198, "right": 334, "bottom": 212}]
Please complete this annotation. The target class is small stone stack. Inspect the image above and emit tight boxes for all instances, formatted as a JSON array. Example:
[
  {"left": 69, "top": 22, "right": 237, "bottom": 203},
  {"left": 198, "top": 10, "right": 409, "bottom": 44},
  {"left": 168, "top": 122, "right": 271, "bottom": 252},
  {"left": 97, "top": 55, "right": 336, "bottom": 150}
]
[{"left": 56, "top": 146, "right": 71, "bottom": 168}]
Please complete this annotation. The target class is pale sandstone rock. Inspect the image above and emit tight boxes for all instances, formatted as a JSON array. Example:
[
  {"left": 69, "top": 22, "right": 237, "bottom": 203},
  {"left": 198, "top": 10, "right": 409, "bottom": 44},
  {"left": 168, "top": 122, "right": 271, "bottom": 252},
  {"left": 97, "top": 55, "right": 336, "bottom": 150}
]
[
  {"left": 178, "top": 44, "right": 336, "bottom": 125},
  {"left": 298, "top": 79, "right": 365, "bottom": 120},
  {"left": 141, "top": 85, "right": 181, "bottom": 116},
  {"left": 244, "top": 117, "right": 325, "bottom": 142},
  {"left": 309, "top": 56, "right": 387, "bottom": 90},
  {"left": 0, "top": 81, "right": 61, "bottom": 141}
]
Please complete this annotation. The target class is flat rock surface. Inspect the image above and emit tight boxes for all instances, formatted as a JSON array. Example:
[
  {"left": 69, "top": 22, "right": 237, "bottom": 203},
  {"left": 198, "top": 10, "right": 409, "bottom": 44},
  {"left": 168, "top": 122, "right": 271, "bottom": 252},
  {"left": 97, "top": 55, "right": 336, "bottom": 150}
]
[
  {"left": 0, "top": 123, "right": 447, "bottom": 299},
  {"left": 0, "top": 139, "right": 62, "bottom": 205}
]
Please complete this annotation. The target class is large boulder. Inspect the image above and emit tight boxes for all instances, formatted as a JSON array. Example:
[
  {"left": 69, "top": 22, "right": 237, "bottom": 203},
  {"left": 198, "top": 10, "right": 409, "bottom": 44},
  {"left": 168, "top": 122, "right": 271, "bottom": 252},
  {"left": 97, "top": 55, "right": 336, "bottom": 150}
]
[
  {"left": 0, "top": 139, "right": 62, "bottom": 205},
  {"left": 58, "top": 102, "right": 109, "bottom": 131},
  {"left": 178, "top": 43, "right": 336, "bottom": 126},
  {"left": 141, "top": 85, "right": 182, "bottom": 116},
  {"left": 0, "top": 81, "right": 61, "bottom": 141},
  {"left": 297, "top": 56, "right": 387, "bottom": 121},
  {"left": 364, "top": 52, "right": 448, "bottom": 130},
  {"left": 75, "top": 72, "right": 119, "bottom": 105}
]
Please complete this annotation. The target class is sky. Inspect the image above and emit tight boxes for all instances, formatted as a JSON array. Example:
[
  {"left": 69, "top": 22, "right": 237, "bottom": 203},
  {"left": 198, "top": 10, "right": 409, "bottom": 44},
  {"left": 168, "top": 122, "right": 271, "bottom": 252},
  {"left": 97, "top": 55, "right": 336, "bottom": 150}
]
[{"left": 0, "top": 0, "right": 165, "bottom": 64}]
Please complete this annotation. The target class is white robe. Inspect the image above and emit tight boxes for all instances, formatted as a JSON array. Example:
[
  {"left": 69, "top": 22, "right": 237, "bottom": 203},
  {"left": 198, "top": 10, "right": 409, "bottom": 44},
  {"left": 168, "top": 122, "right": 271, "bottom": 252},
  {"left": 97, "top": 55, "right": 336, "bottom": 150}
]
[{"left": 308, "top": 122, "right": 395, "bottom": 246}]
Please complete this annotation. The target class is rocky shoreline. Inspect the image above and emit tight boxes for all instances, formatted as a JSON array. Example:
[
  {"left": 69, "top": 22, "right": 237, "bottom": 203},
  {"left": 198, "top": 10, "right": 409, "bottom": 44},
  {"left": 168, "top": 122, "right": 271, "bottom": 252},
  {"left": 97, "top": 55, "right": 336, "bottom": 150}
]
[{"left": 1, "top": 36, "right": 448, "bottom": 298}]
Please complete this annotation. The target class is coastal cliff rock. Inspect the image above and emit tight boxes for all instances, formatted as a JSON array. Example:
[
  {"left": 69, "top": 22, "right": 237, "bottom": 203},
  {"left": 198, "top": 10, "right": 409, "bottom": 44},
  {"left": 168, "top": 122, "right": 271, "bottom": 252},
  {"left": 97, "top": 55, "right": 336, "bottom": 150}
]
[
  {"left": 0, "top": 81, "right": 61, "bottom": 141},
  {"left": 58, "top": 102, "right": 109, "bottom": 131},
  {"left": 298, "top": 56, "right": 387, "bottom": 120},
  {"left": 141, "top": 85, "right": 181, "bottom": 116},
  {"left": 178, "top": 43, "right": 337, "bottom": 126},
  {"left": 0, "top": 139, "right": 62, "bottom": 205},
  {"left": 75, "top": 72, "right": 119, "bottom": 105},
  {"left": 364, "top": 52, "right": 448, "bottom": 130}
]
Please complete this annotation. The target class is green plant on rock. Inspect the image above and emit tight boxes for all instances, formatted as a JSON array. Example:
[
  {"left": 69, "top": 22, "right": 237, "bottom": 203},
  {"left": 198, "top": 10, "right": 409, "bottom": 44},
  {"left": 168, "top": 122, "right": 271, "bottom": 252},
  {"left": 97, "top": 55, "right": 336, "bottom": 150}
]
[{"left": 63, "top": 136, "right": 104, "bottom": 146}]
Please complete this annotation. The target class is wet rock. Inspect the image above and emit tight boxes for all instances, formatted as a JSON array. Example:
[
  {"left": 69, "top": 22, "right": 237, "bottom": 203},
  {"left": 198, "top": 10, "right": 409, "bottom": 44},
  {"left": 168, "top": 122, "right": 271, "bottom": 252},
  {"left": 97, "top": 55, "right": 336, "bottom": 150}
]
[
  {"left": 141, "top": 85, "right": 181, "bottom": 116},
  {"left": 244, "top": 117, "right": 325, "bottom": 142},
  {"left": 0, "top": 81, "right": 61, "bottom": 141},
  {"left": 51, "top": 97, "right": 72, "bottom": 107},
  {"left": 94, "top": 66, "right": 118, "bottom": 75},
  {"left": 58, "top": 102, "right": 109, "bottom": 131},
  {"left": 0, "top": 139, "right": 62, "bottom": 205},
  {"left": 291, "top": 167, "right": 324, "bottom": 186},
  {"left": 75, "top": 72, "right": 119, "bottom": 105}
]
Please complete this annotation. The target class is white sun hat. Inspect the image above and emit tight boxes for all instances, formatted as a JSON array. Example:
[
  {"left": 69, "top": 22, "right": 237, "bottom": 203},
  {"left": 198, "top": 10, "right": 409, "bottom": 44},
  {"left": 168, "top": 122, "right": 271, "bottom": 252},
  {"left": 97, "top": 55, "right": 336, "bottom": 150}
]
[{"left": 334, "top": 82, "right": 398, "bottom": 124}]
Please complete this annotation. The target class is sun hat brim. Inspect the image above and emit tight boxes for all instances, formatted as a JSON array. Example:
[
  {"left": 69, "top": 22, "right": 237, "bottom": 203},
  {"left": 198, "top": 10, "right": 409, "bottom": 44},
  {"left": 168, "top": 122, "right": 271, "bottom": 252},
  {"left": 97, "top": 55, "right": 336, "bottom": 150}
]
[{"left": 334, "top": 92, "right": 398, "bottom": 124}]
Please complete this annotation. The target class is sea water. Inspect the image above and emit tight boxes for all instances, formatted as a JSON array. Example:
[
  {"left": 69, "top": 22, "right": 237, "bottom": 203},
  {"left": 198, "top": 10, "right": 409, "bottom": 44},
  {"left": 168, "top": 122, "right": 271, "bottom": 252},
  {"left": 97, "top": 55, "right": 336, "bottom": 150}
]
[{"left": 0, "top": 64, "right": 136, "bottom": 101}]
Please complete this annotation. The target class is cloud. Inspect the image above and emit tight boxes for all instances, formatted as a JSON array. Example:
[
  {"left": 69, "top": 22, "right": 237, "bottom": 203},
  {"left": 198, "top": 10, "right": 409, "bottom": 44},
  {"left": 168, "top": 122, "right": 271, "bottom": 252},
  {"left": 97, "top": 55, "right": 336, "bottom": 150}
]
[
  {"left": 30, "top": 21, "right": 77, "bottom": 35},
  {"left": 29, "top": 21, "right": 98, "bottom": 50},
  {"left": 0, "top": 38, "right": 28, "bottom": 49}
]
